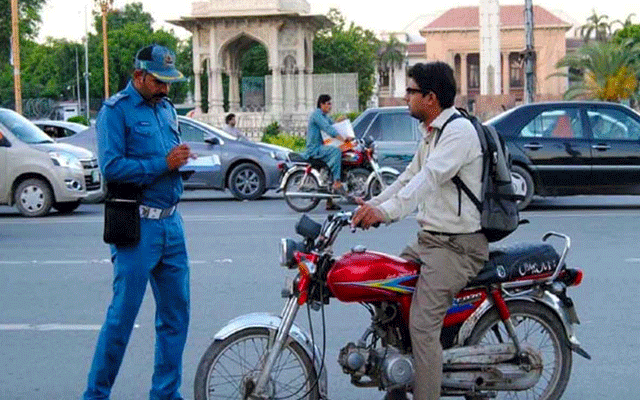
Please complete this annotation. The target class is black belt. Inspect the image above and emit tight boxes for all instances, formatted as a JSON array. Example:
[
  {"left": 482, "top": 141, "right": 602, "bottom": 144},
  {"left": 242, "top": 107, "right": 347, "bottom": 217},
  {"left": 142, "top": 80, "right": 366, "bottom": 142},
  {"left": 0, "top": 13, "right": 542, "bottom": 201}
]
[{"left": 424, "top": 230, "right": 481, "bottom": 236}]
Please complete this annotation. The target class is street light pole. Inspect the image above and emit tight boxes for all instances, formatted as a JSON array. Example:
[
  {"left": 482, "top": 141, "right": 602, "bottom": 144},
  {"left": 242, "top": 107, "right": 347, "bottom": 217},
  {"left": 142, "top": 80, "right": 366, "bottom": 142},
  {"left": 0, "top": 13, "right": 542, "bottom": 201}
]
[
  {"left": 10, "top": 0, "right": 22, "bottom": 114},
  {"left": 98, "top": 0, "right": 113, "bottom": 99},
  {"left": 84, "top": 5, "right": 91, "bottom": 122},
  {"left": 523, "top": 0, "right": 535, "bottom": 103}
]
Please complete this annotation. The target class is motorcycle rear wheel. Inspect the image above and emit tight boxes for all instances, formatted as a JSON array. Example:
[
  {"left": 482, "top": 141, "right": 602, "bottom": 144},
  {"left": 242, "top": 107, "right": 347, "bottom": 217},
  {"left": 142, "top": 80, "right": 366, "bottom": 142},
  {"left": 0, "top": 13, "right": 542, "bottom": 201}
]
[
  {"left": 284, "top": 171, "right": 321, "bottom": 212},
  {"left": 466, "top": 301, "right": 572, "bottom": 400},
  {"left": 194, "top": 327, "right": 320, "bottom": 400}
]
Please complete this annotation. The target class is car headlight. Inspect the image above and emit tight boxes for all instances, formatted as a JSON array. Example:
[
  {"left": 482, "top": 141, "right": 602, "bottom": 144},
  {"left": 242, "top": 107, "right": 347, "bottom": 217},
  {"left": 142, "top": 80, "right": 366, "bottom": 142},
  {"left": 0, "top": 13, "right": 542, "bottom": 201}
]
[
  {"left": 49, "top": 151, "right": 83, "bottom": 171},
  {"left": 268, "top": 151, "right": 289, "bottom": 161},
  {"left": 280, "top": 238, "right": 305, "bottom": 268}
]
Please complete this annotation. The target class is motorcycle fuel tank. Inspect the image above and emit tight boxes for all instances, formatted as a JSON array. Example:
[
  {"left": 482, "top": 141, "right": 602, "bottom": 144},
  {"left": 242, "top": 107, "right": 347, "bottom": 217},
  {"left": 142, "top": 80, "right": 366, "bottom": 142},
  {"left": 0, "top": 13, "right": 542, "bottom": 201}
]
[{"left": 327, "top": 250, "right": 420, "bottom": 302}]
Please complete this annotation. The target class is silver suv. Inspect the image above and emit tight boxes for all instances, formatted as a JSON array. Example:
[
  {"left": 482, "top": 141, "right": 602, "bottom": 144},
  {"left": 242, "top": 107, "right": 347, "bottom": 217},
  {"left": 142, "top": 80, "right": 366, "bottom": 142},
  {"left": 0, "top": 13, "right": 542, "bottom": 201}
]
[{"left": 0, "top": 108, "right": 102, "bottom": 216}]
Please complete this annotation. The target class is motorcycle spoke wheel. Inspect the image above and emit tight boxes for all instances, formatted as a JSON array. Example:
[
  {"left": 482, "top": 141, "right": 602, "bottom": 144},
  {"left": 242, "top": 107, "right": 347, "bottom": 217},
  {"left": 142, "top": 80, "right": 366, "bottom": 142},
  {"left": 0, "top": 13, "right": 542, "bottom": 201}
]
[
  {"left": 466, "top": 302, "right": 572, "bottom": 400},
  {"left": 284, "top": 171, "right": 321, "bottom": 212},
  {"left": 194, "top": 327, "right": 319, "bottom": 400},
  {"left": 345, "top": 168, "right": 370, "bottom": 199},
  {"left": 367, "top": 171, "right": 398, "bottom": 199}
]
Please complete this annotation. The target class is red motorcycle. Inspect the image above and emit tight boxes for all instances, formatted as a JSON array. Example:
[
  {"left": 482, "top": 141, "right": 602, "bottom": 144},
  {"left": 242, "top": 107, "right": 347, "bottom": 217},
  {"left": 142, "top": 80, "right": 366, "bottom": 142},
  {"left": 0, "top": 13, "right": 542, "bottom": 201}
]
[
  {"left": 194, "top": 212, "right": 589, "bottom": 400},
  {"left": 280, "top": 137, "right": 399, "bottom": 212}
]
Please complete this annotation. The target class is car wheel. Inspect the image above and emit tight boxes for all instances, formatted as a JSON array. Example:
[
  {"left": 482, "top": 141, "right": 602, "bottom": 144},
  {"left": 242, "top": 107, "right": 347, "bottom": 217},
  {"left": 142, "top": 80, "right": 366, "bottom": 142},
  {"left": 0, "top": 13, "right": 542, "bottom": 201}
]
[
  {"left": 511, "top": 165, "right": 534, "bottom": 211},
  {"left": 228, "top": 163, "right": 265, "bottom": 200},
  {"left": 53, "top": 201, "right": 81, "bottom": 214},
  {"left": 14, "top": 178, "right": 54, "bottom": 217}
]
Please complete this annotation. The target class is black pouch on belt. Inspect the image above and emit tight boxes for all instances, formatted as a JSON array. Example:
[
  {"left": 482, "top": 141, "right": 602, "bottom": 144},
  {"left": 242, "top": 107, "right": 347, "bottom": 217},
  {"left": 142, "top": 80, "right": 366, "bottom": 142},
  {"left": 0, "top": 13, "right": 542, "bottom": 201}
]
[{"left": 103, "top": 182, "right": 143, "bottom": 246}]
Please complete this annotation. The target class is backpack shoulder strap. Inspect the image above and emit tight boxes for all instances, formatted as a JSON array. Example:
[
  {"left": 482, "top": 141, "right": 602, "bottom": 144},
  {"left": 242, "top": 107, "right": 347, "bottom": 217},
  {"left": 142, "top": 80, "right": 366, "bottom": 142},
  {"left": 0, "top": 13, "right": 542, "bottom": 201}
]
[
  {"left": 452, "top": 175, "right": 482, "bottom": 213},
  {"left": 434, "top": 113, "right": 463, "bottom": 146}
]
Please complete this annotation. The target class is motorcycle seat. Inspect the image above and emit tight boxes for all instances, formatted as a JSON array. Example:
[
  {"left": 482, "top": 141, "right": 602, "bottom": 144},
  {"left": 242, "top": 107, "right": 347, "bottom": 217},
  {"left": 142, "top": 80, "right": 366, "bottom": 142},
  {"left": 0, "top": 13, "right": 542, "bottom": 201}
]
[
  {"left": 289, "top": 153, "right": 328, "bottom": 170},
  {"left": 467, "top": 243, "right": 560, "bottom": 287}
]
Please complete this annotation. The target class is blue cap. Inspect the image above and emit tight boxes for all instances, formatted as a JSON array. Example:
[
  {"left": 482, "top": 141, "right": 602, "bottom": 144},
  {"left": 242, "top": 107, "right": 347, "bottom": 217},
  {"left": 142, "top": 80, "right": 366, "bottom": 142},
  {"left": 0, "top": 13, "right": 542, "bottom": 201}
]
[{"left": 134, "top": 44, "right": 186, "bottom": 83}]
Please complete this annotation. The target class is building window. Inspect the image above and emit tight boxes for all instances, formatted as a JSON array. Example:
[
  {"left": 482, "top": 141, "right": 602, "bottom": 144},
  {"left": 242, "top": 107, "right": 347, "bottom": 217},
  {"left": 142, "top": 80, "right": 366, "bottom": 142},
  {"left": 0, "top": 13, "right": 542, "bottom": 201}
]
[
  {"left": 467, "top": 53, "right": 480, "bottom": 89},
  {"left": 509, "top": 53, "right": 523, "bottom": 88},
  {"left": 509, "top": 51, "right": 536, "bottom": 89}
]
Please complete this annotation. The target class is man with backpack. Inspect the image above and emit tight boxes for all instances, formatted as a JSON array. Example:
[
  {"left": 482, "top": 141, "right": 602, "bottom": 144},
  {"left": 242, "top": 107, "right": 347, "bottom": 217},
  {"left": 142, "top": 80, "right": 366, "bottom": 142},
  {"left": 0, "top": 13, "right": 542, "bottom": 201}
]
[{"left": 352, "top": 61, "right": 490, "bottom": 400}]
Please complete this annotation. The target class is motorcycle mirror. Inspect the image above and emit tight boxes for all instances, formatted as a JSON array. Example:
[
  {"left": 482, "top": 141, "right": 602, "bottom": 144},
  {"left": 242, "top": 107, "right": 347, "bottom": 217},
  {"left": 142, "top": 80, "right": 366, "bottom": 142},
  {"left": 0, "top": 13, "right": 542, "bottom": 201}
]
[{"left": 295, "top": 214, "right": 322, "bottom": 241}]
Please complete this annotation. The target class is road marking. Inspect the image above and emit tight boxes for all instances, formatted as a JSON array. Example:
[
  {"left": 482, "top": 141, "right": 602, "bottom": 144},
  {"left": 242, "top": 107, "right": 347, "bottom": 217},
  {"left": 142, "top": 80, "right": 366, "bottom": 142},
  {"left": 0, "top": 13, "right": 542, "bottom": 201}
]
[
  {"left": 0, "top": 324, "right": 139, "bottom": 331},
  {"left": 0, "top": 260, "right": 212, "bottom": 266},
  {"left": 625, "top": 258, "right": 640, "bottom": 263},
  {"left": 0, "top": 214, "right": 303, "bottom": 225}
]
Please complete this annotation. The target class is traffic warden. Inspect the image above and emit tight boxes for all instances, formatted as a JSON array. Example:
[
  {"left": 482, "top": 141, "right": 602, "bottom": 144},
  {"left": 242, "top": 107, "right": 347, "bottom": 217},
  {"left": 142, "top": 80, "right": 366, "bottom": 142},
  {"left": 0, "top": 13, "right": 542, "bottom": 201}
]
[
  {"left": 83, "top": 44, "right": 192, "bottom": 400},
  {"left": 352, "top": 62, "right": 489, "bottom": 400}
]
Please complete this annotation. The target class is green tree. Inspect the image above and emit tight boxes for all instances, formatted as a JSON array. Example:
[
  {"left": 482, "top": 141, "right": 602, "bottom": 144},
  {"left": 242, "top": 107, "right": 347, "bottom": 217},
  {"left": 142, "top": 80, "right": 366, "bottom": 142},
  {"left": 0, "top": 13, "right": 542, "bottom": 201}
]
[
  {"left": 313, "top": 9, "right": 378, "bottom": 109},
  {"left": 0, "top": 0, "right": 46, "bottom": 62},
  {"left": 554, "top": 41, "right": 640, "bottom": 102},
  {"left": 0, "top": 0, "right": 46, "bottom": 106},
  {"left": 377, "top": 36, "right": 406, "bottom": 94},
  {"left": 612, "top": 14, "right": 636, "bottom": 35},
  {"left": 579, "top": 10, "right": 612, "bottom": 43},
  {"left": 89, "top": 2, "right": 190, "bottom": 102}
]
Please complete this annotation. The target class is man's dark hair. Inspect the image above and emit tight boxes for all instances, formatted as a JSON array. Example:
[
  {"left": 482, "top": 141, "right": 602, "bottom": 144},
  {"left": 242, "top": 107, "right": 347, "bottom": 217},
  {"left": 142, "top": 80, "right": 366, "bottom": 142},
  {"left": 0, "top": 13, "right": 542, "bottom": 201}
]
[
  {"left": 407, "top": 62, "right": 456, "bottom": 109},
  {"left": 317, "top": 94, "right": 331, "bottom": 108},
  {"left": 225, "top": 113, "right": 236, "bottom": 124}
]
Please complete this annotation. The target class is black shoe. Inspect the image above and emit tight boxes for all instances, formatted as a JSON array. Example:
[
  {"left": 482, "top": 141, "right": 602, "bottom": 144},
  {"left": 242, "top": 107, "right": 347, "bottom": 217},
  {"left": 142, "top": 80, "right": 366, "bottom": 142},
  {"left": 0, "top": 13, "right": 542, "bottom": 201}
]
[
  {"left": 383, "top": 389, "right": 409, "bottom": 400},
  {"left": 326, "top": 202, "right": 341, "bottom": 211}
]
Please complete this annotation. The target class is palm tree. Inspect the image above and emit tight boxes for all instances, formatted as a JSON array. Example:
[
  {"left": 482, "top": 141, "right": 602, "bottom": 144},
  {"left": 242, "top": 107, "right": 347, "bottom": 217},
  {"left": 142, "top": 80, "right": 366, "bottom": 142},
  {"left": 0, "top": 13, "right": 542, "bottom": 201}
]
[
  {"left": 553, "top": 41, "right": 640, "bottom": 102},
  {"left": 377, "top": 36, "right": 406, "bottom": 95},
  {"left": 579, "top": 10, "right": 612, "bottom": 42},
  {"left": 612, "top": 14, "right": 636, "bottom": 35}
]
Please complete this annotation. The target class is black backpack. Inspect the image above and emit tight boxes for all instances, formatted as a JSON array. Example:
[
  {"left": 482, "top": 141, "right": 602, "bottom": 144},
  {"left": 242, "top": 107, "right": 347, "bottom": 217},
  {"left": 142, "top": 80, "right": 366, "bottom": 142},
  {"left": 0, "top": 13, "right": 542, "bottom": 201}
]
[{"left": 436, "top": 108, "right": 521, "bottom": 242}]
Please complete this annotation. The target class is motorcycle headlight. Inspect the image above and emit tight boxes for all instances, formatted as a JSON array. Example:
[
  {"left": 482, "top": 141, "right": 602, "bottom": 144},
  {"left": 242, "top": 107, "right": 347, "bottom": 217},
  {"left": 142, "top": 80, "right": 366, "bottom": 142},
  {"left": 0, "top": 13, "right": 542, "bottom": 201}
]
[
  {"left": 49, "top": 151, "right": 83, "bottom": 171},
  {"left": 280, "top": 238, "right": 304, "bottom": 268}
]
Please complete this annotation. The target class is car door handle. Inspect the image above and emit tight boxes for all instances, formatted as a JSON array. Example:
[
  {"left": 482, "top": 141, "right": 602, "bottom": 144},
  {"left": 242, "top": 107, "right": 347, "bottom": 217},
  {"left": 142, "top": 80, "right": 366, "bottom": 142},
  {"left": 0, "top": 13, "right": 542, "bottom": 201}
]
[
  {"left": 523, "top": 143, "right": 543, "bottom": 150},
  {"left": 592, "top": 144, "right": 611, "bottom": 150}
]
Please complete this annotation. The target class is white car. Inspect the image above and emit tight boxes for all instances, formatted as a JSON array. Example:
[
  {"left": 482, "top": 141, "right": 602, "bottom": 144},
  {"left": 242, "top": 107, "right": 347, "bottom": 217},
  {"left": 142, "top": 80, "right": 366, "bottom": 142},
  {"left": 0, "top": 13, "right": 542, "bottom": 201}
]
[{"left": 32, "top": 120, "right": 89, "bottom": 139}]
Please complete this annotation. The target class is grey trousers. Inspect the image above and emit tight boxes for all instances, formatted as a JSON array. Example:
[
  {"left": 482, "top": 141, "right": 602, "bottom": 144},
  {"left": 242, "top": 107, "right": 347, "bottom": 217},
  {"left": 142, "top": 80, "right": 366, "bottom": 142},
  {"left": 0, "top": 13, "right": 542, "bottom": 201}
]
[{"left": 400, "top": 230, "right": 488, "bottom": 400}]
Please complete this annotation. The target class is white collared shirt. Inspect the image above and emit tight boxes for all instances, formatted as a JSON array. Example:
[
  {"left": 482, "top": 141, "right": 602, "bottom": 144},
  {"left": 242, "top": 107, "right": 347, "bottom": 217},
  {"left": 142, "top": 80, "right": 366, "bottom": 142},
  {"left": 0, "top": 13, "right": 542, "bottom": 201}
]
[{"left": 368, "top": 107, "right": 483, "bottom": 233}]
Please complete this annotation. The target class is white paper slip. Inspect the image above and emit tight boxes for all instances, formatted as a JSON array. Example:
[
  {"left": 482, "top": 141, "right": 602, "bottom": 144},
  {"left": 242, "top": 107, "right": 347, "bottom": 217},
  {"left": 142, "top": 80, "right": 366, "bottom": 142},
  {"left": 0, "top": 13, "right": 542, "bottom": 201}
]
[{"left": 185, "top": 154, "right": 221, "bottom": 167}]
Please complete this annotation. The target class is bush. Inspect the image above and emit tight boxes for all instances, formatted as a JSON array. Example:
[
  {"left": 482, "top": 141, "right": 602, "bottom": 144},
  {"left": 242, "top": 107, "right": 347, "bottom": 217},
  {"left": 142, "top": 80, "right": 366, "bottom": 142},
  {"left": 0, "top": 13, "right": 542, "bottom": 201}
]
[
  {"left": 262, "top": 132, "right": 306, "bottom": 152},
  {"left": 67, "top": 115, "right": 89, "bottom": 126},
  {"left": 262, "top": 121, "right": 281, "bottom": 139}
]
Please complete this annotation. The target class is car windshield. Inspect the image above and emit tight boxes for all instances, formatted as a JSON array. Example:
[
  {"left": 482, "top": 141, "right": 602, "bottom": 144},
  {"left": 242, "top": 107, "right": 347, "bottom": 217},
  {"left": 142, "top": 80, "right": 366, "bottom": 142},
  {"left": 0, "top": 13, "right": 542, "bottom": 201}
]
[
  {"left": 184, "top": 118, "right": 238, "bottom": 141},
  {"left": 0, "top": 109, "right": 54, "bottom": 144}
]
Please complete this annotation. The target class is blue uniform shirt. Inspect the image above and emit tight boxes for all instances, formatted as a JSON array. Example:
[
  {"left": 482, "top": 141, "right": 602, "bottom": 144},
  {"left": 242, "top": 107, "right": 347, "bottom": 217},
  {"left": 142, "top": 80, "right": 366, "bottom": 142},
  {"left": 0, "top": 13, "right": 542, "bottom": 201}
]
[
  {"left": 97, "top": 80, "right": 183, "bottom": 209},
  {"left": 304, "top": 108, "right": 340, "bottom": 157}
]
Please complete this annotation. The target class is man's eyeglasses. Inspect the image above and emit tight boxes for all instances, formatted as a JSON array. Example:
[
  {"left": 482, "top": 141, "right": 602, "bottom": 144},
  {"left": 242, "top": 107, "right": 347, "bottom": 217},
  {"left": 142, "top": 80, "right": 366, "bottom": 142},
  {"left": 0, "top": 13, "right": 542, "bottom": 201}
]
[{"left": 405, "top": 87, "right": 426, "bottom": 95}]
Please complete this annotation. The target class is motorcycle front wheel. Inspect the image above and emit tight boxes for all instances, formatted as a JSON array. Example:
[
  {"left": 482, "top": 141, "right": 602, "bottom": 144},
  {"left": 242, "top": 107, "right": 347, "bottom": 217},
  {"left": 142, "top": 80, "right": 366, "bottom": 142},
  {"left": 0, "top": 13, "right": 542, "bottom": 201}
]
[
  {"left": 367, "top": 171, "right": 398, "bottom": 199},
  {"left": 466, "top": 301, "right": 572, "bottom": 400},
  {"left": 345, "top": 167, "right": 370, "bottom": 199},
  {"left": 283, "top": 171, "right": 321, "bottom": 212},
  {"left": 194, "top": 327, "right": 320, "bottom": 400}
]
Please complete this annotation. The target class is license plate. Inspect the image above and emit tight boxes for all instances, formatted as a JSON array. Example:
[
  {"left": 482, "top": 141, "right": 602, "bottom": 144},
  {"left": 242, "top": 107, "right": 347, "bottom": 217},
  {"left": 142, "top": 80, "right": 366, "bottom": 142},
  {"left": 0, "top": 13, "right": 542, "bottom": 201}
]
[{"left": 91, "top": 170, "right": 101, "bottom": 183}]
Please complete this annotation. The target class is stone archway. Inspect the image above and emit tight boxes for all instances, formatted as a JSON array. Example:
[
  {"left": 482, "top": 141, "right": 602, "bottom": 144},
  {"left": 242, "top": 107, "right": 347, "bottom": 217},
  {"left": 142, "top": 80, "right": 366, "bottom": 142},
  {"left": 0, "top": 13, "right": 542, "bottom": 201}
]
[{"left": 170, "top": 0, "right": 330, "bottom": 127}]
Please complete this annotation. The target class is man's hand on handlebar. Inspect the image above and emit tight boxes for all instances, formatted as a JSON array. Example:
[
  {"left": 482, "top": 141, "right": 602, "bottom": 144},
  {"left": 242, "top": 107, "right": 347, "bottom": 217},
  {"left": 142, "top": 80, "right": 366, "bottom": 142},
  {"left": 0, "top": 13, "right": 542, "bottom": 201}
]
[{"left": 351, "top": 198, "right": 386, "bottom": 229}]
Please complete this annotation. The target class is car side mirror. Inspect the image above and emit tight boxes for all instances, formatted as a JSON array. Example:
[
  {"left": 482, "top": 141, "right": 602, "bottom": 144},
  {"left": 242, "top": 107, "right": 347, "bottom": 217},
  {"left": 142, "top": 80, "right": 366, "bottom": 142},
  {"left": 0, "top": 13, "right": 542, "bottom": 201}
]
[{"left": 205, "top": 137, "right": 220, "bottom": 146}]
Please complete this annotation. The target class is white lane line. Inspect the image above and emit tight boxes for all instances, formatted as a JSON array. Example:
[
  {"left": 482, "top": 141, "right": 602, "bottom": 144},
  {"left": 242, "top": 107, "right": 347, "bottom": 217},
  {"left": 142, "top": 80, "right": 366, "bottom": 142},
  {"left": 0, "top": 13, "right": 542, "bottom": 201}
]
[
  {"left": 625, "top": 258, "right": 640, "bottom": 263},
  {"left": 0, "top": 214, "right": 302, "bottom": 225},
  {"left": 0, "top": 324, "right": 139, "bottom": 331},
  {"left": 0, "top": 260, "right": 213, "bottom": 266}
]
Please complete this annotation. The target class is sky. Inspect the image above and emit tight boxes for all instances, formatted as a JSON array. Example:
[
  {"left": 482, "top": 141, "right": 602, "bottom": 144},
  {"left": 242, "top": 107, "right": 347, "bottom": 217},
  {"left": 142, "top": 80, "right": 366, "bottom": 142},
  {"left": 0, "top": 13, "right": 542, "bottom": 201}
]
[{"left": 37, "top": 0, "right": 638, "bottom": 44}]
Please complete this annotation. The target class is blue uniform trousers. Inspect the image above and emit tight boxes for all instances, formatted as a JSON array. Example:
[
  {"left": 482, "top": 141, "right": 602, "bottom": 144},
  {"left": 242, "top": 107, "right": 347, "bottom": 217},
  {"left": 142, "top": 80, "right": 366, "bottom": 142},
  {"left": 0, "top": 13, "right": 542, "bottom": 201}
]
[
  {"left": 83, "top": 212, "right": 190, "bottom": 400},
  {"left": 315, "top": 145, "right": 342, "bottom": 181}
]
